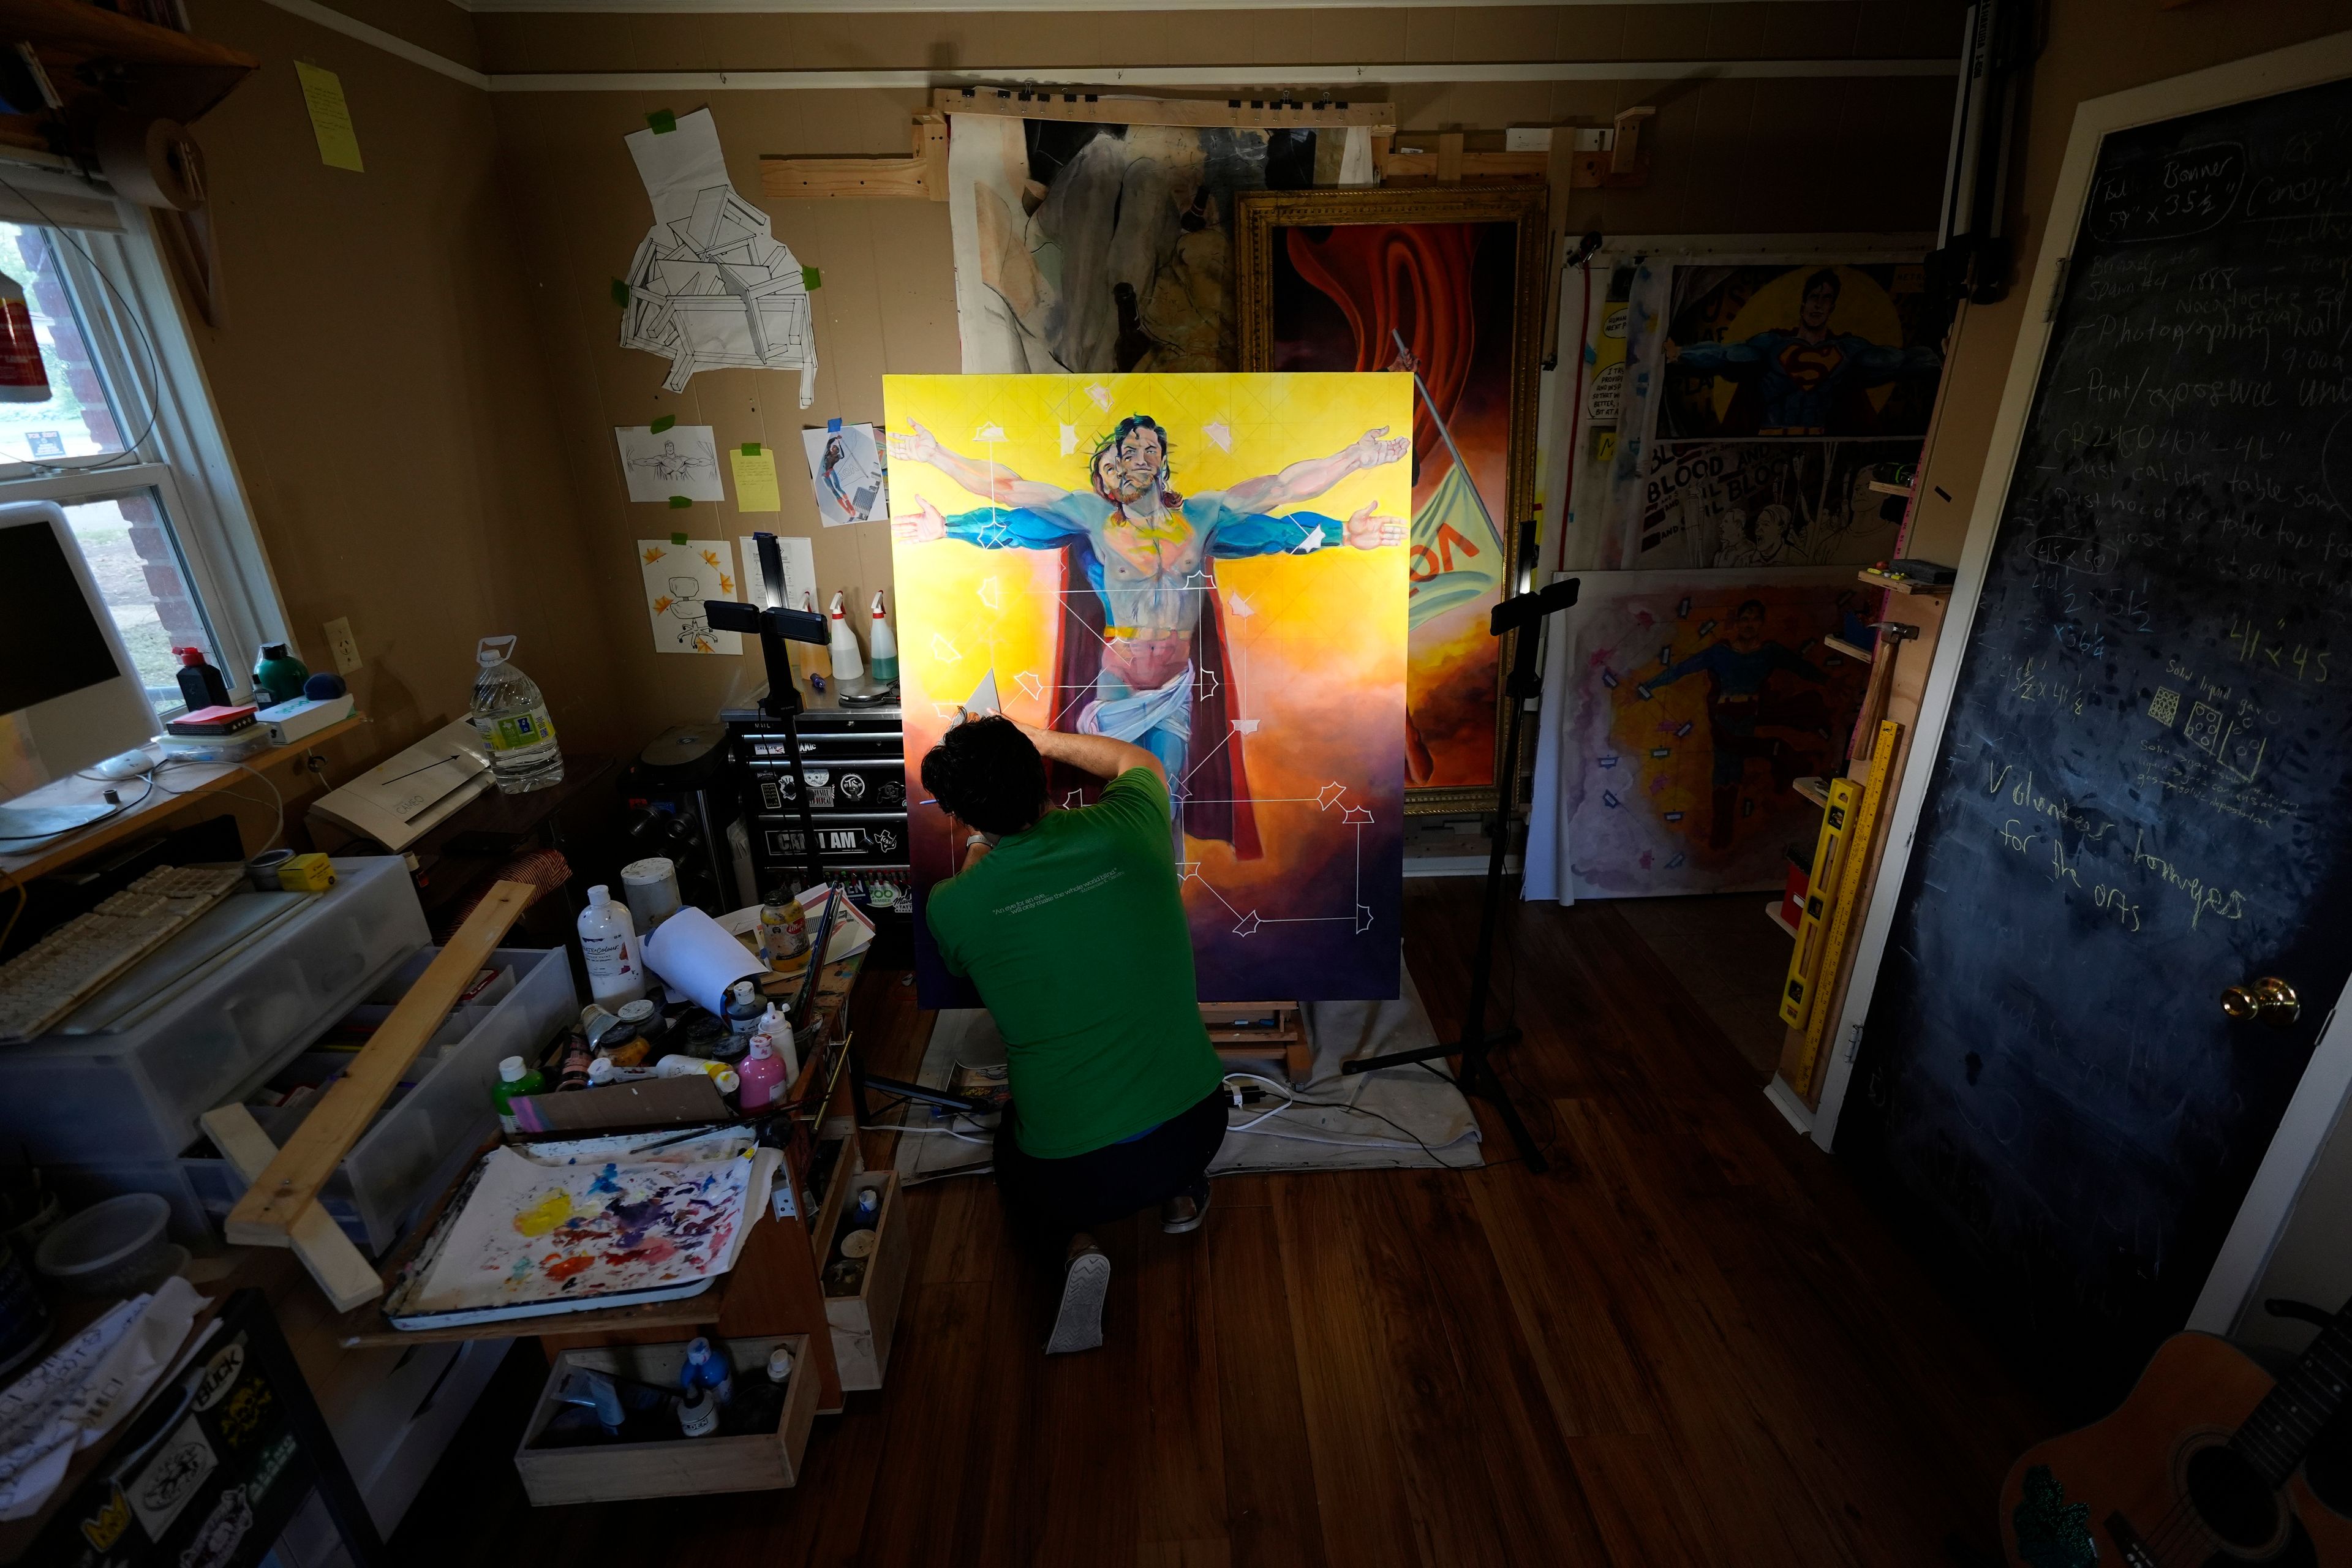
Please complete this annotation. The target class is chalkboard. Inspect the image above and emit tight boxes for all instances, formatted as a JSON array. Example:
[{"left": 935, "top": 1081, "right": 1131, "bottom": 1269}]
[{"left": 1839, "top": 68, "right": 2352, "bottom": 1406}]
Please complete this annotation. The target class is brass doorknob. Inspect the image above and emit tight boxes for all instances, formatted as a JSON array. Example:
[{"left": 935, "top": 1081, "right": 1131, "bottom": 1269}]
[{"left": 2221, "top": 977, "right": 2301, "bottom": 1028}]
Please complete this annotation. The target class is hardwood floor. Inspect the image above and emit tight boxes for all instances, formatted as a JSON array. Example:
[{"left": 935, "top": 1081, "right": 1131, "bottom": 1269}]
[{"left": 393, "top": 883, "right": 2052, "bottom": 1566}]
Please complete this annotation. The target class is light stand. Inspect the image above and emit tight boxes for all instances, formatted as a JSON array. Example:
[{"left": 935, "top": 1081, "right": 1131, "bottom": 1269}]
[
  {"left": 707, "top": 532, "right": 831, "bottom": 895},
  {"left": 1340, "top": 332, "right": 1579, "bottom": 1174}
]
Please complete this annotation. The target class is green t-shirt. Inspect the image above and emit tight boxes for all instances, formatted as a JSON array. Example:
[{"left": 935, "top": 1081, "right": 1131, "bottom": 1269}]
[{"left": 925, "top": 767, "right": 1223, "bottom": 1159}]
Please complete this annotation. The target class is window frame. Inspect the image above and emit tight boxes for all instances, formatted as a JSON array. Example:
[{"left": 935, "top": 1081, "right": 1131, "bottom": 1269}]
[{"left": 0, "top": 212, "right": 287, "bottom": 714}]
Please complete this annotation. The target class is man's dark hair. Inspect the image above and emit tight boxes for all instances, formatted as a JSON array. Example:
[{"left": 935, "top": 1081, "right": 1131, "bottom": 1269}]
[
  {"left": 1803, "top": 268, "right": 1841, "bottom": 300},
  {"left": 921, "top": 715, "right": 1047, "bottom": 835},
  {"left": 1736, "top": 598, "right": 1768, "bottom": 618},
  {"left": 1090, "top": 414, "right": 1183, "bottom": 507}
]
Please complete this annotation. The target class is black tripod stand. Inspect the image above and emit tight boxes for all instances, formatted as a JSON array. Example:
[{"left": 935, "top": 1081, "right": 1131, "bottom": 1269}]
[
  {"left": 1341, "top": 567, "right": 1575, "bottom": 1172},
  {"left": 1340, "top": 330, "right": 1577, "bottom": 1174}
]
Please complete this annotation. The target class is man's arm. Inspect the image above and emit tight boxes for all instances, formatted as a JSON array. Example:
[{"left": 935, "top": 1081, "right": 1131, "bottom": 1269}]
[
  {"left": 1636, "top": 644, "right": 1722, "bottom": 699},
  {"left": 1222, "top": 426, "right": 1409, "bottom": 511},
  {"left": 889, "top": 420, "right": 1070, "bottom": 507},
  {"left": 1014, "top": 721, "right": 1166, "bottom": 790},
  {"left": 1666, "top": 338, "right": 1765, "bottom": 377},
  {"left": 1207, "top": 501, "right": 1404, "bottom": 557},
  {"left": 892, "top": 495, "right": 1088, "bottom": 548}
]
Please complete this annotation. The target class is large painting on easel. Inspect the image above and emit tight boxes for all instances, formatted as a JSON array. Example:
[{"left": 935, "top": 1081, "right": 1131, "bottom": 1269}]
[
  {"left": 885, "top": 372, "right": 1411, "bottom": 1005},
  {"left": 1235, "top": 185, "right": 1548, "bottom": 813}
]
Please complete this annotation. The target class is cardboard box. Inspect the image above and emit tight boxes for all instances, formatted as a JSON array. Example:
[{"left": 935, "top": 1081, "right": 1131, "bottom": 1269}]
[{"left": 513, "top": 1333, "right": 818, "bottom": 1505}]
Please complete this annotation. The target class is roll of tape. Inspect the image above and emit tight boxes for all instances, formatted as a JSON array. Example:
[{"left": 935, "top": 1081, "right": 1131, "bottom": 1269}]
[{"left": 95, "top": 116, "right": 205, "bottom": 211}]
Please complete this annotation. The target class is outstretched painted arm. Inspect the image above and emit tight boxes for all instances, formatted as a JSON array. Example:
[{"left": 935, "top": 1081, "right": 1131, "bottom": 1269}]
[
  {"left": 1636, "top": 646, "right": 1719, "bottom": 699},
  {"left": 1208, "top": 502, "right": 1405, "bottom": 557},
  {"left": 1221, "top": 426, "right": 1409, "bottom": 511},
  {"left": 889, "top": 420, "right": 1070, "bottom": 507},
  {"left": 1849, "top": 340, "right": 1944, "bottom": 384},
  {"left": 1668, "top": 338, "right": 1765, "bottom": 378},
  {"left": 892, "top": 496, "right": 1087, "bottom": 548}
]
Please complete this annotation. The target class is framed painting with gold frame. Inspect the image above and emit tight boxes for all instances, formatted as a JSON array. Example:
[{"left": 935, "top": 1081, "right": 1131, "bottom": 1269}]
[{"left": 1235, "top": 184, "right": 1548, "bottom": 815}]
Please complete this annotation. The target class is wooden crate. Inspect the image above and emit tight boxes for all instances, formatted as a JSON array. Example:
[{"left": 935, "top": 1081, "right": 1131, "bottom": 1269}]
[
  {"left": 513, "top": 1332, "right": 819, "bottom": 1505},
  {"left": 821, "top": 1170, "right": 910, "bottom": 1392},
  {"left": 1200, "top": 1001, "right": 1310, "bottom": 1086}
]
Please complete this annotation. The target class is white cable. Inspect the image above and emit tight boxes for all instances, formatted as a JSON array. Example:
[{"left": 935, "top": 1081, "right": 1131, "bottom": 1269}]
[{"left": 151, "top": 758, "right": 285, "bottom": 854}]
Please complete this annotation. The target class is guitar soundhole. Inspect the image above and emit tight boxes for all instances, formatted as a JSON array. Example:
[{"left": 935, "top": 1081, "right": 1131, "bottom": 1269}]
[{"left": 2184, "top": 1445, "right": 2282, "bottom": 1550}]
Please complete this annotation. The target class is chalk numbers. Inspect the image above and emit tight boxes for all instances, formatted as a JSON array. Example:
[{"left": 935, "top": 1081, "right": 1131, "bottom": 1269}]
[{"left": 2226, "top": 614, "right": 2328, "bottom": 682}]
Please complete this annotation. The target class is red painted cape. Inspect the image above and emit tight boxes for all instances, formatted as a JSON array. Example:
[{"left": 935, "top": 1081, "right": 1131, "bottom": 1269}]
[{"left": 1047, "top": 540, "right": 1262, "bottom": 859}]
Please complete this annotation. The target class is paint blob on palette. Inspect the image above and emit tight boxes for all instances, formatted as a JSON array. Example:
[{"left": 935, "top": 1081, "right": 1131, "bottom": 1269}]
[{"left": 411, "top": 1147, "right": 760, "bottom": 1314}]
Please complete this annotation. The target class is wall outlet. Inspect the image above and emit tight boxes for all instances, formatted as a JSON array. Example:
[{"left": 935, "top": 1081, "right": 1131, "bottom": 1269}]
[{"left": 323, "top": 616, "right": 361, "bottom": 674}]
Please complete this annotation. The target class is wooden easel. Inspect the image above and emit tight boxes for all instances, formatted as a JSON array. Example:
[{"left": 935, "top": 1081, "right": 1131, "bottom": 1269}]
[{"left": 1200, "top": 1001, "right": 1310, "bottom": 1088}]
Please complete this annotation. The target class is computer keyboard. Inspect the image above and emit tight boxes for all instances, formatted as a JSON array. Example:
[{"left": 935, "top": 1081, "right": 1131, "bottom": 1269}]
[{"left": 0, "top": 864, "right": 246, "bottom": 1043}]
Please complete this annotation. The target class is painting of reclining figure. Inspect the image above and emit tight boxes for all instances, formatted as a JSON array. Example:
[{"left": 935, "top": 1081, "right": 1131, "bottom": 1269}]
[{"left": 886, "top": 372, "right": 1411, "bottom": 1005}]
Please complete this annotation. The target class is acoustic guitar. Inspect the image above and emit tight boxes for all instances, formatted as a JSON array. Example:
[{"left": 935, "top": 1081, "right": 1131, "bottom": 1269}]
[{"left": 2000, "top": 1304, "right": 2352, "bottom": 1567}]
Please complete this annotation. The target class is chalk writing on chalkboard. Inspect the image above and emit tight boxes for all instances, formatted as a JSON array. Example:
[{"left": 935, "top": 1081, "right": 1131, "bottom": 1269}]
[{"left": 1838, "top": 69, "right": 2352, "bottom": 1409}]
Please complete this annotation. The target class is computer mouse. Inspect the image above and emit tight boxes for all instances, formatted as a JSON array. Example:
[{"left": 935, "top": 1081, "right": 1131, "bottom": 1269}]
[{"left": 91, "top": 747, "right": 156, "bottom": 780}]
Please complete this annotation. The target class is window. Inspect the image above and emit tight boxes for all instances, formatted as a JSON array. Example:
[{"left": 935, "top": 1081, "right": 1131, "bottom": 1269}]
[{"left": 0, "top": 213, "right": 281, "bottom": 733}]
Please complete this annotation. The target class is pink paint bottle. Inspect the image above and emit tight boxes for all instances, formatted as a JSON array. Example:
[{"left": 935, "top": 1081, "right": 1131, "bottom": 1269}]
[{"left": 737, "top": 1005, "right": 791, "bottom": 1110}]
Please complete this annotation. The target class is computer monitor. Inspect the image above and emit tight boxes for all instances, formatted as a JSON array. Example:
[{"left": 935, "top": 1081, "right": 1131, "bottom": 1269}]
[{"left": 0, "top": 500, "right": 156, "bottom": 788}]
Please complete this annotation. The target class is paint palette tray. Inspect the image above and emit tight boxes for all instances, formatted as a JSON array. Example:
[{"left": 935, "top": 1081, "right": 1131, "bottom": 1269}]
[{"left": 379, "top": 1126, "right": 780, "bottom": 1332}]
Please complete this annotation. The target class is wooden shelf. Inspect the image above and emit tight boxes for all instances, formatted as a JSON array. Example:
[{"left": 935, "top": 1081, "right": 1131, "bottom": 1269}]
[
  {"left": 1824, "top": 635, "right": 1877, "bottom": 664},
  {"left": 1766, "top": 900, "right": 1800, "bottom": 940},
  {"left": 1867, "top": 479, "right": 1915, "bottom": 498},
  {"left": 1792, "top": 776, "right": 1831, "bottom": 809},
  {"left": 0, "top": 714, "right": 369, "bottom": 884},
  {"left": 1858, "top": 568, "right": 1953, "bottom": 597},
  {"left": 0, "top": 0, "right": 259, "bottom": 159}
]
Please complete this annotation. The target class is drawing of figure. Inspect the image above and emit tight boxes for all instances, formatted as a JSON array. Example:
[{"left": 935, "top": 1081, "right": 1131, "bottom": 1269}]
[
  {"left": 1636, "top": 599, "right": 1830, "bottom": 848},
  {"left": 1666, "top": 269, "right": 1942, "bottom": 436},
  {"left": 627, "top": 438, "right": 716, "bottom": 486},
  {"left": 663, "top": 574, "right": 711, "bottom": 647},
  {"left": 893, "top": 414, "right": 1404, "bottom": 854},
  {"left": 820, "top": 434, "right": 854, "bottom": 514}
]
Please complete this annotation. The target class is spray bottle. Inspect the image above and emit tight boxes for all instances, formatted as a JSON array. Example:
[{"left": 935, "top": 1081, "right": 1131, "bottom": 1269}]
[
  {"left": 827, "top": 592, "right": 864, "bottom": 683},
  {"left": 867, "top": 592, "right": 898, "bottom": 684}
]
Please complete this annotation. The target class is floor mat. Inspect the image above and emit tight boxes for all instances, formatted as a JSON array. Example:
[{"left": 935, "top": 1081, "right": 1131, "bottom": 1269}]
[{"left": 888, "top": 969, "right": 1483, "bottom": 1182}]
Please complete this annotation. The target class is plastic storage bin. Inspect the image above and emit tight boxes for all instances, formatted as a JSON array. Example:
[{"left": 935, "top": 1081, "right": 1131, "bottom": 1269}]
[
  {"left": 183, "top": 944, "right": 575, "bottom": 1254},
  {"left": 0, "top": 858, "right": 426, "bottom": 1164}
]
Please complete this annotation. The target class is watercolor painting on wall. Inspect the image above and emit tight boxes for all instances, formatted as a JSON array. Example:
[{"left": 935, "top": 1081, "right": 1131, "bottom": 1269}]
[
  {"left": 885, "top": 371, "right": 1411, "bottom": 1005},
  {"left": 1559, "top": 568, "right": 1872, "bottom": 899}
]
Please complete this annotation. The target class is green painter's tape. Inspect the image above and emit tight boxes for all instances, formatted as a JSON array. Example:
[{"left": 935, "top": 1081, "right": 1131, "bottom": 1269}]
[
  {"left": 611, "top": 279, "right": 630, "bottom": 309},
  {"left": 647, "top": 110, "right": 676, "bottom": 134},
  {"left": 650, "top": 414, "right": 676, "bottom": 434},
  {"left": 669, "top": 497, "right": 691, "bottom": 510},
  {"left": 742, "top": 442, "right": 760, "bottom": 456},
  {"left": 802, "top": 266, "right": 821, "bottom": 290}
]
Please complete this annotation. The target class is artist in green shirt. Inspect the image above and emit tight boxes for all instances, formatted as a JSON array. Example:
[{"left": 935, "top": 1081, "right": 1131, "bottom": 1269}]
[{"left": 922, "top": 715, "right": 1227, "bottom": 1354}]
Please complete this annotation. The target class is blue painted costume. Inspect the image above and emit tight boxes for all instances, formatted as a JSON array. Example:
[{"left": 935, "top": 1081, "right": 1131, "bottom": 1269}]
[
  {"left": 1640, "top": 637, "right": 1830, "bottom": 848},
  {"left": 1673, "top": 332, "right": 1942, "bottom": 437}
]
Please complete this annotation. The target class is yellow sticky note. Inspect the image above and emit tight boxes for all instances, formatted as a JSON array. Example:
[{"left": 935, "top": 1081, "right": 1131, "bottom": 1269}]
[
  {"left": 730, "top": 445, "right": 782, "bottom": 512},
  {"left": 295, "top": 62, "right": 363, "bottom": 173}
]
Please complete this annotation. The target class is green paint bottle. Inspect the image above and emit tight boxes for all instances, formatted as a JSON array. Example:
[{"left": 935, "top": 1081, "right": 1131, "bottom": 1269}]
[{"left": 252, "top": 643, "right": 309, "bottom": 706}]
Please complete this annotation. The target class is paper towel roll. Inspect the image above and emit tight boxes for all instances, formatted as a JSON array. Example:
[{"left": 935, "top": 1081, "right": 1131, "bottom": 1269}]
[
  {"left": 620, "top": 856, "right": 682, "bottom": 931},
  {"left": 94, "top": 116, "right": 206, "bottom": 212},
  {"left": 642, "top": 905, "right": 763, "bottom": 1016}
]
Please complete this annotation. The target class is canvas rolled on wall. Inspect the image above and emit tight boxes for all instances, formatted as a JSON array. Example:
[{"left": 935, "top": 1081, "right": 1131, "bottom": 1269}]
[{"left": 884, "top": 371, "right": 1410, "bottom": 1006}]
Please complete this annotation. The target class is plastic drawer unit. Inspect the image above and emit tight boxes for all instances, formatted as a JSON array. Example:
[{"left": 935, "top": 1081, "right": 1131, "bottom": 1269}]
[
  {"left": 184, "top": 944, "right": 576, "bottom": 1254},
  {"left": 0, "top": 857, "right": 427, "bottom": 1166}
]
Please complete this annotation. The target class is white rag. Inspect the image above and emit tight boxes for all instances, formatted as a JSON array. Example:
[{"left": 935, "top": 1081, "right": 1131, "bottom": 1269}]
[
  {"left": 0, "top": 1275, "right": 203, "bottom": 1519},
  {"left": 1077, "top": 664, "right": 1191, "bottom": 746}
]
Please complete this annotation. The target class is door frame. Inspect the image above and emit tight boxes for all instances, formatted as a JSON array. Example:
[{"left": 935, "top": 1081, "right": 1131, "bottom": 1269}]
[{"left": 1809, "top": 28, "right": 2352, "bottom": 1340}]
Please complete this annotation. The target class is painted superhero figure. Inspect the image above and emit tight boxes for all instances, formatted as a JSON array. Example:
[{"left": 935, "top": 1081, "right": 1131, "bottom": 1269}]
[
  {"left": 892, "top": 415, "right": 1404, "bottom": 848},
  {"left": 1636, "top": 598, "right": 1830, "bottom": 850},
  {"left": 1666, "top": 268, "right": 1943, "bottom": 436}
]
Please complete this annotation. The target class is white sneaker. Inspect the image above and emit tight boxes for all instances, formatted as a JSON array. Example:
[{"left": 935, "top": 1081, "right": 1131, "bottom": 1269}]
[{"left": 1045, "top": 1247, "right": 1110, "bottom": 1354}]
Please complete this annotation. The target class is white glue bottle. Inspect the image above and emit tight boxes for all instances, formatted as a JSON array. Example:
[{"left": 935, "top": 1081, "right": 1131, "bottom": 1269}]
[
  {"left": 577, "top": 884, "right": 647, "bottom": 1008},
  {"left": 867, "top": 591, "right": 899, "bottom": 684},
  {"left": 827, "top": 591, "right": 865, "bottom": 683}
]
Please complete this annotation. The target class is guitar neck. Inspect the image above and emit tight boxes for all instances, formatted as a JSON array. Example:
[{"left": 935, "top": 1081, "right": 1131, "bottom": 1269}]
[{"left": 2235, "top": 1303, "right": 2352, "bottom": 1487}]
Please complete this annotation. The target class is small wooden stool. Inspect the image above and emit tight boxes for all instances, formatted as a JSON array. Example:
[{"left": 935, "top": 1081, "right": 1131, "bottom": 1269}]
[{"left": 1200, "top": 1001, "right": 1310, "bottom": 1087}]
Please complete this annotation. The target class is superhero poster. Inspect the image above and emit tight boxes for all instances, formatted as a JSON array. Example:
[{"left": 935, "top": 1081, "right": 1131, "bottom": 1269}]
[
  {"left": 1235, "top": 187, "right": 1548, "bottom": 803},
  {"left": 885, "top": 373, "right": 1410, "bottom": 1005},
  {"left": 1561, "top": 569, "right": 1872, "bottom": 898},
  {"left": 1658, "top": 263, "right": 1944, "bottom": 440}
]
